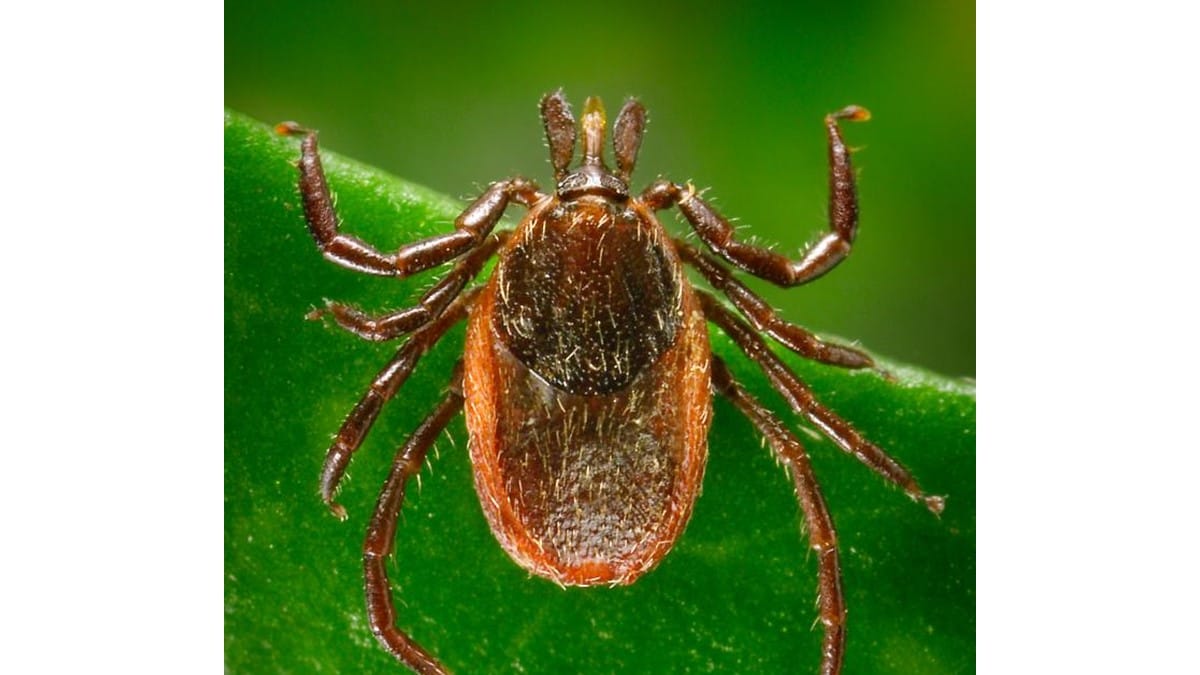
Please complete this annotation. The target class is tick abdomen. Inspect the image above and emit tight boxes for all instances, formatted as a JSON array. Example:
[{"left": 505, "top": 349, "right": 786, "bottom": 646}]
[{"left": 464, "top": 197, "right": 711, "bottom": 586}]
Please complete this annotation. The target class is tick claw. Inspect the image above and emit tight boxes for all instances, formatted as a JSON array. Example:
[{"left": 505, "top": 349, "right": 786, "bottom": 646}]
[
  {"left": 829, "top": 105, "right": 871, "bottom": 123},
  {"left": 275, "top": 120, "right": 312, "bottom": 136},
  {"left": 923, "top": 494, "right": 946, "bottom": 516},
  {"left": 328, "top": 501, "right": 348, "bottom": 521}
]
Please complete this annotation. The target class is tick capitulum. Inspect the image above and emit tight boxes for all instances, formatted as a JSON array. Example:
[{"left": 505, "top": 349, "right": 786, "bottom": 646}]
[{"left": 279, "top": 91, "right": 943, "bottom": 675}]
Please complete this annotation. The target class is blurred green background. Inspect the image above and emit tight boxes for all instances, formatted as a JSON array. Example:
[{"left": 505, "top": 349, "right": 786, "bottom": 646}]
[{"left": 226, "top": 1, "right": 975, "bottom": 377}]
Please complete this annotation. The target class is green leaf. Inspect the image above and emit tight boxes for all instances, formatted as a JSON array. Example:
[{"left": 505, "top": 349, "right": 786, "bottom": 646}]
[{"left": 225, "top": 109, "right": 975, "bottom": 674}]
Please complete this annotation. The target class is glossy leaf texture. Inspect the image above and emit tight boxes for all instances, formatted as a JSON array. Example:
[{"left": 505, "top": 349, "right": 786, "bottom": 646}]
[{"left": 225, "top": 110, "right": 975, "bottom": 674}]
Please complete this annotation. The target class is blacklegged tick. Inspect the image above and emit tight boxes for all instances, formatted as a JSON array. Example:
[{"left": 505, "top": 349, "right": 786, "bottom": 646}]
[{"left": 278, "top": 90, "right": 943, "bottom": 675}]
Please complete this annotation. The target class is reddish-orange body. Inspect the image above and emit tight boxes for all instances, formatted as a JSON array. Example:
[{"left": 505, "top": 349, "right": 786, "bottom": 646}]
[{"left": 464, "top": 195, "right": 712, "bottom": 586}]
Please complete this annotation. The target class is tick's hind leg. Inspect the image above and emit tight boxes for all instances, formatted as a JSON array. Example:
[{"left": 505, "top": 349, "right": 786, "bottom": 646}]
[
  {"left": 711, "top": 356, "right": 845, "bottom": 675},
  {"left": 320, "top": 288, "right": 480, "bottom": 519},
  {"left": 675, "top": 239, "right": 874, "bottom": 370},
  {"left": 642, "top": 106, "right": 869, "bottom": 287},
  {"left": 277, "top": 123, "right": 542, "bottom": 277},
  {"left": 363, "top": 363, "right": 464, "bottom": 675},
  {"left": 698, "top": 291, "right": 944, "bottom": 515},
  {"left": 311, "top": 232, "right": 509, "bottom": 342}
]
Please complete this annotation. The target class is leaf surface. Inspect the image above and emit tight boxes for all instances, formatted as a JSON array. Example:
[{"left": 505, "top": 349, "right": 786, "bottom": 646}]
[{"left": 224, "top": 110, "right": 975, "bottom": 674}]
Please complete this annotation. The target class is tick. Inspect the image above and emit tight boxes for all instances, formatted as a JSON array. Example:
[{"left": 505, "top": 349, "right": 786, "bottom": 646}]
[{"left": 278, "top": 91, "right": 943, "bottom": 675}]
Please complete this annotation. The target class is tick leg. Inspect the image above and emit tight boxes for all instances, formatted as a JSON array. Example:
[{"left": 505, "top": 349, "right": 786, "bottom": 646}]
[
  {"left": 641, "top": 106, "right": 869, "bottom": 287},
  {"left": 278, "top": 123, "right": 544, "bottom": 277},
  {"left": 320, "top": 288, "right": 480, "bottom": 519},
  {"left": 699, "top": 291, "right": 944, "bottom": 515},
  {"left": 711, "top": 355, "right": 845, "bottom": 675},
  {"left": 364, "top": 364, "right": 464, "bottom": 675},
  {"left": 311, "top": 232, "right": 508, "bottom": 342},
  {"left": 675, "top": 239, "right": 875, "bottom": 369}
]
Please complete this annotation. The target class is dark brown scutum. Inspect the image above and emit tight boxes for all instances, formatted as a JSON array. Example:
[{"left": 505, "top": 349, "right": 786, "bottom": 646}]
[{"left": 494, "top": 199, "right": 682, "bottom": 395}]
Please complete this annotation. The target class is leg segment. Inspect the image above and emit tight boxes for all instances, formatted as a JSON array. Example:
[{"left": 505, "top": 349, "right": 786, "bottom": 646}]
[
  {"left": 675, "top": 239, "right": 875, "bottom": 369},
  {"left": 363, "top": 364, "right": 464, "bottom": 675},
  {"left": 320, "top": 288, "right": 480, "bottom": 519},
  {"left": 711, "top": 356, "right": 845, "bottom": 675},
  {"left": 641, "top": 106, "right": 869, "bottom": 287},
  {"left": 699, "top": 291, "right": 944, "bottom": 515},
  {"left": 310, "top": 231, "right": 508, "bottom": 342},
  {"left": 278, "top": 123, "right": 544, "bottom": 277}
]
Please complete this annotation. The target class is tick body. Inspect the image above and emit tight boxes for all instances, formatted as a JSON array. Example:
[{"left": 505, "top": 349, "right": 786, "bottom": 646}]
[
  {"left": 280, "top": 91, "right": 942, "bottom": 675},
  {"left": 467, "top": 183, "right": 711, "bottom": 586}
]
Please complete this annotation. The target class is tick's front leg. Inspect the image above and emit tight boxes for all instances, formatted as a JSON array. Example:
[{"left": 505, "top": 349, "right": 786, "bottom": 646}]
[
  {"left": 641, "top": 106, "right": 869, "bottom": 287},
  {"left": 278, "top": 123, "right": 544, "bottom": 277}
]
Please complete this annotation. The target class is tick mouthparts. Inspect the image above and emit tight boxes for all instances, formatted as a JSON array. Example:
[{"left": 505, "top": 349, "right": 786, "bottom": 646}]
[{"left": 582, "top": 96, "right": 607, "bottom": 165}]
